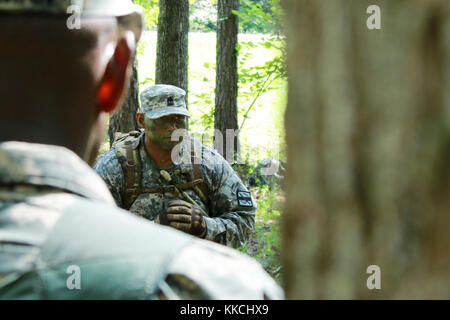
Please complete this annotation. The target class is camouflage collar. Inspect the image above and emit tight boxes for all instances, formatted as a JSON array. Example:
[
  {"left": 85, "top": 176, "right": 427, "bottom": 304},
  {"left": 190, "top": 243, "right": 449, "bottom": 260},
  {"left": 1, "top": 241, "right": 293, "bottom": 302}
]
[{"left": 0, "top": 141, "right": 115, "bottom": 204}]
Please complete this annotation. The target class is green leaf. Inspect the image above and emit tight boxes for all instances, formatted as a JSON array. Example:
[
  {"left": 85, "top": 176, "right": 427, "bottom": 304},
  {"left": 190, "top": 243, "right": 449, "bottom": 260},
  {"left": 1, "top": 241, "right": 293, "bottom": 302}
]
[
  {"left": 218, "top": 15, "right": 228, "bottom": 22},
  {"left": 231, "top": 10, "right": 242, "bottom": 16}
]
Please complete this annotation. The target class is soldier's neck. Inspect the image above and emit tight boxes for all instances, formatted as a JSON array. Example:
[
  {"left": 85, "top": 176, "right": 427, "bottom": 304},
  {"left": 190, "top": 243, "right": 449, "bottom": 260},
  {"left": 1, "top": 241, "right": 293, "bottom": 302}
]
[
  {"left": 0, "top": 120, "right": 89, "bottom": 164},
  {"left": 145, "top": 137, "right": 173, "bottom": 169}
]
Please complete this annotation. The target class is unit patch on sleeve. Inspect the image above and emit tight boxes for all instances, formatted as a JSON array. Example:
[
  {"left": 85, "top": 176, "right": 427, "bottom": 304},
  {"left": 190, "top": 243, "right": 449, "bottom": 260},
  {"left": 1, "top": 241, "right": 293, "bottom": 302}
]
[{"left": 237, "top": 190, "right": 253, "bottom": 207}]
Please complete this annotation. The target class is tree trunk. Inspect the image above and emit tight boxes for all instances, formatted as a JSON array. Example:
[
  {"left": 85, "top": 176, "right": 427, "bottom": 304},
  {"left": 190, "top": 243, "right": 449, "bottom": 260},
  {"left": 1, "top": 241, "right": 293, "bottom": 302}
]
[
  {"left": 108, "top": 57, "right": 140, "bottom": 146},
  {"left": 282, "top": 0, "right": 450, "bottom": 299},
  {"left": 214, "top": 0, "right": 239, "bottom": 161},
  {"left": 156, "top": 0, "right": 189, "bottom": 103}
]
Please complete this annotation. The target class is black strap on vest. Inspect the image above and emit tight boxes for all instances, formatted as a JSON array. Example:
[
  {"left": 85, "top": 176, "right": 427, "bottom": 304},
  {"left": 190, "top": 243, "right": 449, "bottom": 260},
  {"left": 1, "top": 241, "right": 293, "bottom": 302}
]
[
  {"left": 123, "top": 140, "right": 142, "bottom": 209},
  {"left": 192, "top": 159, "right": 209, "bottom": 206}
]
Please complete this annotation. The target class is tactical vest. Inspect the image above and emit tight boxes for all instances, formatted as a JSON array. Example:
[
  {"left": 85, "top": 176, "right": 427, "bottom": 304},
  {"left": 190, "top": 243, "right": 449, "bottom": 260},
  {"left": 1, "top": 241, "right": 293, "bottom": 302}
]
[{"left": 113, "top": 130, "right": 210, "bottom": 211}]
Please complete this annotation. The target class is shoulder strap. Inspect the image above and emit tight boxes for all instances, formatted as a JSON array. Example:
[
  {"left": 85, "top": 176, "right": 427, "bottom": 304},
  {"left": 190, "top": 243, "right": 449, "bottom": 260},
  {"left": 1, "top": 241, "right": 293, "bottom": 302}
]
[
  {"left": 113, "top": 130, "right": 143, "bottom": 210},
  {"left": 191, "top": 150, "right": 210, "bottom": 207}
]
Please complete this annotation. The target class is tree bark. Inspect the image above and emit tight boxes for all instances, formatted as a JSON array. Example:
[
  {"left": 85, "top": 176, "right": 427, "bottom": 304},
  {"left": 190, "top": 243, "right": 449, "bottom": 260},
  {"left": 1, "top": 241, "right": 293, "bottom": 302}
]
[
  {"left": 156, "top": 0, "right": 189, "bottom": 102},
  {"left": 108, "top": 56, "right": 140, "bottom": 146},
  {"left": 214, "top": 0, "right": 240, "bottom": 161},
  {"left": 282, "top": 0, "right": 450, "bottom": 299}
]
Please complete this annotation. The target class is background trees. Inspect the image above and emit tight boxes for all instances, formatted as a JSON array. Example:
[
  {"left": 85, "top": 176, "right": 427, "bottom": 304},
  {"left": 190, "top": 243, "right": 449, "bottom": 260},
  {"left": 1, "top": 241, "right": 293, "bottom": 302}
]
[
  {"left": 214, "top": 0, "right": 240, "bottom": 159},
  {"left": 282, "top": 0, "right": 450, "bottom": 299},
  {"left": 156, "top": 0, "right": 190, "bottom": 96}
]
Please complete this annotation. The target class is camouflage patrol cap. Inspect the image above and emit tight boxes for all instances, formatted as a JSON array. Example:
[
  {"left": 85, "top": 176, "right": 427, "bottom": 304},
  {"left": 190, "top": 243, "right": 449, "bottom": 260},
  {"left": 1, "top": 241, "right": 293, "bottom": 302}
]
[
  {"left": 0, "top": 0, "right": 143, "bottom": 41},
  {"left": 140, "top": 84, "right": 190, "bottom": 120}
]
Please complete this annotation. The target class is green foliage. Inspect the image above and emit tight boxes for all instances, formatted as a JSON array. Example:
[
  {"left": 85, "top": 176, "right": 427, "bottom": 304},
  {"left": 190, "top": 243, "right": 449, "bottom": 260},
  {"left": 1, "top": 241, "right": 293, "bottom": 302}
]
[
  {"left": 135, "top": 0, "right": 284, "bottom": 34},
  {"left": 190, "top": 0, "right": 217, "bottom": 32},
  {"left": 238, "top": 185, "right": 283, "bottom": 285},
  {"left": 134, "top": 0, "right": 159, "bottom": 30},
  {"left": 235, "top": 0, "right": 283, "bottom": 34},
  {"left": 238, "top": 38, "right": 286, "bottom": 131},
  {"left": 189, "top": 0, "right": 283, "bottom": 34},
  {"left": 189, "top": 60, "right": 216, "bottom": 131},
  {"left": 231, "top": 157, "right": 256, "bottom": 179}
]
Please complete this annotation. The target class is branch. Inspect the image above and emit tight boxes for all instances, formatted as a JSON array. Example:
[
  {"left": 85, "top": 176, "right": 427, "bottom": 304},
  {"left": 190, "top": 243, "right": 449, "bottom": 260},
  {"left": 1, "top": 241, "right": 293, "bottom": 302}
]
[{"left": 239, "top": 67, "right": 279, "bottom": 131}]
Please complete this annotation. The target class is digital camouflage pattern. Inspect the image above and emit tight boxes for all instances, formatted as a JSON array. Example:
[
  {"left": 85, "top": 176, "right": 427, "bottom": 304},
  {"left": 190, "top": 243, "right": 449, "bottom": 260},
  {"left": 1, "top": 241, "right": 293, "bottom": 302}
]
[
  {"left": 140, "top": 84, "right": 190, "bottom": 119},
  {"left": 94, "top": 133, "right": 256, "bottom": 248},
  {"left": 0, "top": 141, "right": 283, "bottom": 299}
]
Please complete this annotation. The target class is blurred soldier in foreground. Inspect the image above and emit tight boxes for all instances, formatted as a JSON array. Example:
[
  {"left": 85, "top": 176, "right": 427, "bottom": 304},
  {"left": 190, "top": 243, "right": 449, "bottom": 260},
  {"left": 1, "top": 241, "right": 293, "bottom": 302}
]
[
  {"left": 0, "top": 0, "right": 283, "bottom": 299},
  {"left": 95, "top": 84, "right": 256, "bottom": 248}
]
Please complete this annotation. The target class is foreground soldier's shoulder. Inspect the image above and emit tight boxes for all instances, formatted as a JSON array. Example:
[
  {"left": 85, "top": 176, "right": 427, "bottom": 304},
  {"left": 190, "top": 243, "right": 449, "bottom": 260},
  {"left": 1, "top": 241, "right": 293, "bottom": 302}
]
[
  {"left": 43, "top": 198, "right": 193, "bottom": 258},
  {"left": 38, "top": 198, "right": 195, "bottom": 299},
  {"left": 166, "top": 239, "right": 284, "bottom": 299}
]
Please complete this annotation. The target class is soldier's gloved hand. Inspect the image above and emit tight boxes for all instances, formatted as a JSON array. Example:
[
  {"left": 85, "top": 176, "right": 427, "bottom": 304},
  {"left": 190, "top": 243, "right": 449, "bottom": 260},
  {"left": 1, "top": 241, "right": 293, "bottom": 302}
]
[{"left": 164, "top": 199, "right": 207, "bottom": 238}]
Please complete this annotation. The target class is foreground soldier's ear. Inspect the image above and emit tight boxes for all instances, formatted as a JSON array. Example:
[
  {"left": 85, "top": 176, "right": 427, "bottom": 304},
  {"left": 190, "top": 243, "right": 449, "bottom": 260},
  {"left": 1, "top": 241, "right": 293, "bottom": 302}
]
[
  {"left": 136, "top": 113, "right": 146, "bottom": 128},
  {"left": 97, "top": 31, "right": 136, "bottom": 113}
]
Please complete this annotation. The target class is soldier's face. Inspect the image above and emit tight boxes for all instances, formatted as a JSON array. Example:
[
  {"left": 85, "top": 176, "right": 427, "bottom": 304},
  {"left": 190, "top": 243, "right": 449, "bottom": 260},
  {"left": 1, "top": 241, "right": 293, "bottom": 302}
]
[{"left": 143, "top": 114, "right": 187, "bottom": 150}]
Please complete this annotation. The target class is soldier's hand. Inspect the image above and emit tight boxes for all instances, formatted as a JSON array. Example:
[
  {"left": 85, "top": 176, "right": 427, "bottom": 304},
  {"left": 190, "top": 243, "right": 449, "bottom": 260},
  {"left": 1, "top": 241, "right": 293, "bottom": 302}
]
[{"left": 165, "top": 199, "right": 206, "bottom": 238}]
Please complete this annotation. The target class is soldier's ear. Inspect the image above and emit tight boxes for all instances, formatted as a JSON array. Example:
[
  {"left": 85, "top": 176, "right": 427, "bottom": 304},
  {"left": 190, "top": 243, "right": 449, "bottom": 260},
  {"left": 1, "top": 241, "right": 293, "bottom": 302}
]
[
  {"left": 97, "top": 31, "right": 136, "bottom": 113},
  {"left": 136, "top": 113, "right": 145, "bottom": 128}
]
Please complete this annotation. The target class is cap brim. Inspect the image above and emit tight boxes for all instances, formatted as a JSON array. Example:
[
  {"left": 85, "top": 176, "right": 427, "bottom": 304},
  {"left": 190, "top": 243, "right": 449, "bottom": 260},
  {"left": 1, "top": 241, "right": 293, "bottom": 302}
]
[{"left": 145, "top": 107, "right": 191, "bottom": 120}]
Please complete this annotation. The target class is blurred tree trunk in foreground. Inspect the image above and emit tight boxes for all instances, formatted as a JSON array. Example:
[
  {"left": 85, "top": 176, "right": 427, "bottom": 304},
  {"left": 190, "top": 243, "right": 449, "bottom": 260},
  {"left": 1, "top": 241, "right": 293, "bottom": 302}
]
[
  {"left": 156, "top": 0, "right": 189, "bottom": 102},
  {"left": 214, "top": 0, "right": 240, "bottom": 160},
  {"left": 108, "top": 57, "right": 140, "bottom": 146},
  {"left": 282, "top": 0, "right": 449, "bottom": 299}
]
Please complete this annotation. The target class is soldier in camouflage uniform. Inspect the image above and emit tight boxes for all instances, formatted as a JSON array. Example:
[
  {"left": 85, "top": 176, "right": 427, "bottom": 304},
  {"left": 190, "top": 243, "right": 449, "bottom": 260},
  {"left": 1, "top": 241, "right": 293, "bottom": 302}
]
[
  {"left": 0, "top": 0, "right": 283, "bottom": 299},
  {"left": 94, "top": 85, "right": 256, "bottom": 249}
]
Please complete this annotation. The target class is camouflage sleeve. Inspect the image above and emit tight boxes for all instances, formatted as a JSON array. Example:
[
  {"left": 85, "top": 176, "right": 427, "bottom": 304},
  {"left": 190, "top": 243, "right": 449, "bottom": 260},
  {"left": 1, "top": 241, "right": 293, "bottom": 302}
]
[
  {"left": 93, "top": 150, "right": 125, "bottom": 208},
  {"left": 201, "top": 148, "right": 256, "bottom": 248}
]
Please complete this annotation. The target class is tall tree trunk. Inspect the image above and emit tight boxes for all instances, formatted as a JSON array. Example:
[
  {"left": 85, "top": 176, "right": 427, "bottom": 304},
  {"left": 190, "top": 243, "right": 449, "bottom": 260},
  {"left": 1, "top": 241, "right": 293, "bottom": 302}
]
[
  {"left": 282, "top": 0, "right": 450, "bottom": 299},
  {"left": 214, "top": 0, "right": 239, "bottom": 161},
  {"left": 156, "top": 0, "right": 189, "bottom": 103},
  {"left": 108, "top": 56, "right": 140, "bottom": 146}
]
